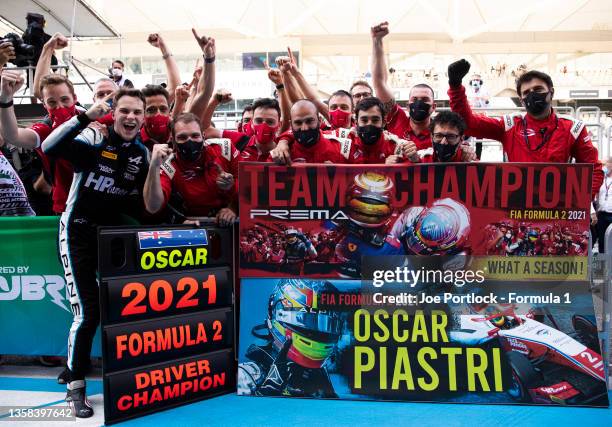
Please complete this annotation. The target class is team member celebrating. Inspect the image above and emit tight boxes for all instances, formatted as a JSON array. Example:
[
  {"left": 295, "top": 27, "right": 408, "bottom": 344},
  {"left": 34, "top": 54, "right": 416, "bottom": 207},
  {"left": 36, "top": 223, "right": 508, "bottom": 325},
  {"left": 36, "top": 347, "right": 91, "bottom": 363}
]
[
  {"left": 349, "top": 80, "right": 374, "bottom": 107},
  {"left": 140, "top": 84, "right": 172, "bottom": 149},
  {"left": 415, "top": 111, "right": 477, "bottom": 163},
  {"left": 206, "top": 98, "right": 281, "bottom": 162},
  {"left": 270, "top": 99, "right": 360, "bottom": 165},
  {"left": 326, "top": 90, "right": 354, "bottom": 130},
  {"left": 143, "top": 113, "right": 238, "bottom": 226},
  {"left": 447, "top": 58, "right": 603, "bottom": 196},
  {"left": 352, "top": 97, "right": 418, "bottom": 164},
  {"left": 370, "top": 21, "right": 435, "bottom": 150},
  {"left": 0, "top": 71, "right": 81, "bottom": 214},
  {"left": 42, "top": 89, "right": 150, "bottom": 418}
]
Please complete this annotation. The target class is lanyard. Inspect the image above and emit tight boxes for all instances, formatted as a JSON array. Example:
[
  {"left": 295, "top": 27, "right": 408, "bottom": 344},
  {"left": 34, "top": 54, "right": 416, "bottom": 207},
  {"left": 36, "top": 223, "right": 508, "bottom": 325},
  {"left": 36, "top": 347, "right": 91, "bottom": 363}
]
[{"left": 522, "top": 116, "right": 559, "bottom": 151}]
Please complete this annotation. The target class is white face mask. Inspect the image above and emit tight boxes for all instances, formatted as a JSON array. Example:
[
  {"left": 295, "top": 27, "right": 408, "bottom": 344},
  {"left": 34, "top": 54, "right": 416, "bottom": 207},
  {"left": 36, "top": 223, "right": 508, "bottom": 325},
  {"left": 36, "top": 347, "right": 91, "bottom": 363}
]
[
  {"left": 505, "top": 233, "right": 512, "bottom": 239},
  {"left": 111, "top": 68, "right": 123, "bottom": 78}
]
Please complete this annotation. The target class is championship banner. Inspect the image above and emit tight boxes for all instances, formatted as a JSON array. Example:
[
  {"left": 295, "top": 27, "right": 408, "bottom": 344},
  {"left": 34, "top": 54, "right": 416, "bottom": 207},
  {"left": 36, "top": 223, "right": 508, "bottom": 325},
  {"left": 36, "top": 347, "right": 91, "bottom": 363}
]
[
  {"left": 0, "top": 216, "right": 101, "bottom": 356},
  {"left": 239, "top": 163, "right": 593, "bottom": 278},
  {"left": 237, "top": 277, "right": 607, "bottom": 406},
  {"left": 237, "top": 163, "right": 609, "bottom": 407},
  {"left": 99, "top": 225, "right": 236, "bottom": 425}
]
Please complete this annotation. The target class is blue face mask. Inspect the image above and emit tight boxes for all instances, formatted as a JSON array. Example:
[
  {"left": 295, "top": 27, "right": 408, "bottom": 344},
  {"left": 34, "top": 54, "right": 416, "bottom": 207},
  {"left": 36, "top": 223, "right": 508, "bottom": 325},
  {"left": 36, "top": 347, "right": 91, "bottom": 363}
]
[{"left": 106, "top": 99, "right": 113, "bottom": 108}]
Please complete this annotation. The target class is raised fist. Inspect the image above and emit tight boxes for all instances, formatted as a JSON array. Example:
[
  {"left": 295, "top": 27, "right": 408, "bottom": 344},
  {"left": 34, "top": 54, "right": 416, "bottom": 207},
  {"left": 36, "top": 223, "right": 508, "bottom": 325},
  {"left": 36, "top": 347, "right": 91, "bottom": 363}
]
[
  {"left": 214, "top": 89, "right": 233, "bottom": 104},
  {"left": 371, "top": 22, "right": 389, "bottom": 40},
  {"left": 175, "top": 85, "right": 190, "bottom": 103},
  {"left": 0, "top": 70, "right": 24, "bottom": 102},
  {"left": 147, "top": 33, "right": 165, "bottom": 49},
  {"left": 151, "top": 143, "right": 173, "bottom": 168},
  {"left": 448, "top": 59, "right": 471, "bottom": 87},
  {"left": 0, "top": 42, "right": 16, "bottom": 67},
  {"left": 46, "top": 33, "right": 69, "bottom": 50}
]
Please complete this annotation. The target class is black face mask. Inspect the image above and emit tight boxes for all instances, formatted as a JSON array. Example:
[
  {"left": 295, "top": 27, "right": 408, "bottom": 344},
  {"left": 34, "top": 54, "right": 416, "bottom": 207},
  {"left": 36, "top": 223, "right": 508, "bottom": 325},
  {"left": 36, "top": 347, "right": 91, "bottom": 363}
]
[
  {"left": 357, "top": 125, "right": 383, "bottom": 145},
  {"left": 177, "top": 139, "right": 203, "bottom": 162},
  {"left": 293, "top": 127, "right": 319, "bottom": 147},
  {"left": 408, "top": 100, "right": 431, "bottom": 122},
  {"left": 433, "top": 142, "right": 459, "bottom": 162},
  {"left": 523, "top": 91, "right": 550, "bottom": 116}
]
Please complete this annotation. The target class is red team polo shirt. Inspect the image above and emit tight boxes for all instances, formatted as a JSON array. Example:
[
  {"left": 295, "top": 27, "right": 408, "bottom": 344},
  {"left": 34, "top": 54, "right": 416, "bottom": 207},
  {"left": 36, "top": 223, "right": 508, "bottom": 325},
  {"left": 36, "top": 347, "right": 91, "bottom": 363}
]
[
  {"left": 221, "top": 130, "right": 273, "bottom": 162},
  {"left": 386, "top": 103, "right": 432, "bottom": 150},
  {"left": 31, "top": 122, "right": 73, "bottom": 214},
  {"left": 278, "top": 129, "right": 361, "bottom": 164},
  {"left": 353, "top": 130, "right": 414, "bottom": 164},
  {"left": 159, "top": 139, "right": 239, "bottom": 217},
  {"left": 448, "top": 84, "right": 603, "bottom": 196}
]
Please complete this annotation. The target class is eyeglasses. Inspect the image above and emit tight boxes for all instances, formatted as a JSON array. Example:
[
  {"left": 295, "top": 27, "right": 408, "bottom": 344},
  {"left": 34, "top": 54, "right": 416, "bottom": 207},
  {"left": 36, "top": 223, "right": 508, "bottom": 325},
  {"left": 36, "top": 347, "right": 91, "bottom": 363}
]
[
  {"left": 432, "top": 133, "right": 461, "bottom": 143},
  {"left": 352, "top": 92, "right": 372, "bottom": 100}
]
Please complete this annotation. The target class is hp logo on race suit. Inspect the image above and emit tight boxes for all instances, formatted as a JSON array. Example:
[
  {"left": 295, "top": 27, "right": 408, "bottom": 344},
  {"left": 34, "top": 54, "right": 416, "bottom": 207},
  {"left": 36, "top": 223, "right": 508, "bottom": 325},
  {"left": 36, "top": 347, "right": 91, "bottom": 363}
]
[
  {"left": 84, "top": 172, "right": 114, "bottom": 192},
  {"left": 0, "top": 275, "right": 70, "bottom": 312}
]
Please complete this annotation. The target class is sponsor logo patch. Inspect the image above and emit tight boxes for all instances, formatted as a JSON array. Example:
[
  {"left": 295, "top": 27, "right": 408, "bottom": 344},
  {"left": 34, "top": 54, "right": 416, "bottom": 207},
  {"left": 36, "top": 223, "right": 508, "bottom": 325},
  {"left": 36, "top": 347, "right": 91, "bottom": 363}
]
[{"left": 101, "top": 150, "right": 117, "bottom": 160}]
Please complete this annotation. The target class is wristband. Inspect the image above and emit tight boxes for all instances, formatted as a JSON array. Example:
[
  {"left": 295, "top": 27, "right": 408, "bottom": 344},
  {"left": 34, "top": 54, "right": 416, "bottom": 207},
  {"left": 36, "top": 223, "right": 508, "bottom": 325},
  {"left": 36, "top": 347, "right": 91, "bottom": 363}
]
[
  {"left": 204, "top": 56, "right": 215, "bottom": 63},
  {"left": 0, "top": 100, "right": 13, "bottom": 108},
  {"left": 162, "top": 52, "right": 172, "bottom": 60},
  {"left": 275, "top": 84, "right": 285, "bottom": 90}
]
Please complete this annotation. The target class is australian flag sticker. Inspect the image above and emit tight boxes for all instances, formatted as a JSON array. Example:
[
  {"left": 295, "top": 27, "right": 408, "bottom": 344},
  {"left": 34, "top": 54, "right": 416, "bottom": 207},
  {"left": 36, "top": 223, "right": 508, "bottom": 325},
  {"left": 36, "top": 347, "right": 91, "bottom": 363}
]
[{"left": 137, "top": 229, "right": 208, "bottom": 250}]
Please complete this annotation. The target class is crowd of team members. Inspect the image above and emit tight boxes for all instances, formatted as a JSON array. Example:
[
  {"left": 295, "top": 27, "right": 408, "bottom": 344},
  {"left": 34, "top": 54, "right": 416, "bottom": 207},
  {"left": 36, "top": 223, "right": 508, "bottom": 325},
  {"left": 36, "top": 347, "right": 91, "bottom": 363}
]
[
  {"left": 0, "top": 21, "right": 606, "bottom": 418},
  {"left": 485, "top": 222, "right": 590, "bottom": 256},
  {"left": 0, "top": 22, "right": 604, "bottom": 227}
]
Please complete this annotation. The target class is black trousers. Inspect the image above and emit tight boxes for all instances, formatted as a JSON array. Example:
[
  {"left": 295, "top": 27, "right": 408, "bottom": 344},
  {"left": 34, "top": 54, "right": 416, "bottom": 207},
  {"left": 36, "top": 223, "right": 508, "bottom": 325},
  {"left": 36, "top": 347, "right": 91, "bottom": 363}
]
[{"left": 58, "top": 212, "right": 99, "bottom": 381}]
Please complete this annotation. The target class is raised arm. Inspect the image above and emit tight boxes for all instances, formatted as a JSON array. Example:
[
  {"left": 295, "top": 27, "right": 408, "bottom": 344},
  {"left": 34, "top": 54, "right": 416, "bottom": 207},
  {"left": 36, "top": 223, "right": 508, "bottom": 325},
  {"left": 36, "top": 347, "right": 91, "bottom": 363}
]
[
  {"left": 33, "top": 33, "right": 68, "bottom": 100},
  {"left": 42, "top": 94, "right": 112, "bottom": 163},
  {"left": 447, "top": 59, "right": 505, "bottom": 141},
  {"left": 370, "top": 22, "right": 394, "bottom": 108},
  {"left": 278, "top": 57, "right": 303, "bottom": 104},
  {"left": 147, "top": 33, "right": 181, "bottom": 104},
  {"left": 143, "top": 144, "right": 173, "bottom": 214},
  {"left": 201, "top": 89, "right": 232, "bottom": 130},
  {"left": 265, "top": 64, "right": 291, "bottom": 133},
  {"left": 285, "top": 48, "right": 328, "bottom": 119},
  {"left": 0, "top": 70, "right": 39, "bottom": 148},
  {"left": 172, "top": 85, "right": 190, "bottom": 120},
  {"left": 188, "top": 29, "right": 216, "bottom": 119}
]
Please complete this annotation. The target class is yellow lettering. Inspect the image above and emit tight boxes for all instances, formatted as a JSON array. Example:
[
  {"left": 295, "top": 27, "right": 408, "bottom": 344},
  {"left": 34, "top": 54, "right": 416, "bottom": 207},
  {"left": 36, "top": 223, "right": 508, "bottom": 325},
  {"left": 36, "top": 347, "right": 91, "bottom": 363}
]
[
  {"left": 431, "top": 310, "right": 449, "bottom": 343},
  {"left": 417, "top": 347, "right": 439, "bottom": 391},
  {"left": 467, "top": 348, "right": 490, "bottom": 391},
  {"left": 182, "top": 249, "right": 194, "bottom": 266},
  {"left": 391, "top": 347, "right": 414, "bottom": 390},
  {"left": 373, "top": 310, "right": 389, "bottom": 343},
  {"left": 440, "top": 347, "right": 462, "bottom": 391},
  {"left": 354, "top": 309, "right": 369, "bottom": 342},
  {"left": 168, "top": 249, "right": 181, "bottom": 267},
  {"left": 354, "top": 346, "right": 375, "bottom": 389},
  {"left": 392, "top": 310, "right": 409, "bottom": 343},
  {"left": 155, "top": 250, "right": 168, "bottom": 269},
  {"left": 140, "top": 252, "right": 155, "bottom": 270},
  {"left": 195, "top": 248, "right": 207, "bottom": 265}
]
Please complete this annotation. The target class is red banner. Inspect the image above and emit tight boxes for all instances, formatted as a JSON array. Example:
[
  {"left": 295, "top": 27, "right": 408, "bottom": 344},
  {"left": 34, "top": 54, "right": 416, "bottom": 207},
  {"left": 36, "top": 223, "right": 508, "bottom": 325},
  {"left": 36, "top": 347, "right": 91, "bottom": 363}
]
[{"left": 239, "top": 163, "right": 592, "bottom": 278}]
